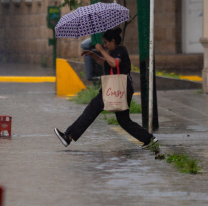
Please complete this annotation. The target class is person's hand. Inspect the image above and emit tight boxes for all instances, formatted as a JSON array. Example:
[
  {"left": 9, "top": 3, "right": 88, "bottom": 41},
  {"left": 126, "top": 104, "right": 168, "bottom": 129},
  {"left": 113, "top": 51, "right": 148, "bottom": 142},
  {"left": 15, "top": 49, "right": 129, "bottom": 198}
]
[
  {"left": 81, "top": 50, "right": 93, "bottom": 56},
  {"left": 95, "top": 44, "right": 104, "bottom": 53}
]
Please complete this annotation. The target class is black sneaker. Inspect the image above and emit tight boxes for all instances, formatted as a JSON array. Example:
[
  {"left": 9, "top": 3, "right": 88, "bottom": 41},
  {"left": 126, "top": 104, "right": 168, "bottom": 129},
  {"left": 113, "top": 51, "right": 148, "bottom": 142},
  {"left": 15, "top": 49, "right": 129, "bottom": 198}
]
[
  {"left": 54, "top": 128, "right": 71, "bottom": 147},
  {"left": 142, "top": 136, "right": 158, "bottom": 149}
]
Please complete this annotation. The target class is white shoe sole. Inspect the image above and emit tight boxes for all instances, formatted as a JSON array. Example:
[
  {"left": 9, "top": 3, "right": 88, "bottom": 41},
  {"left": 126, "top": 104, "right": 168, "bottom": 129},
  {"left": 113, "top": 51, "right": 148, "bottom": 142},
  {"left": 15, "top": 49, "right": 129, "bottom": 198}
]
[
  {"left": 142, "top": 138, "right": 158, "bottom": 149},
  {"left": 54, "top": 128, "right": 68, "bottom": 147}
]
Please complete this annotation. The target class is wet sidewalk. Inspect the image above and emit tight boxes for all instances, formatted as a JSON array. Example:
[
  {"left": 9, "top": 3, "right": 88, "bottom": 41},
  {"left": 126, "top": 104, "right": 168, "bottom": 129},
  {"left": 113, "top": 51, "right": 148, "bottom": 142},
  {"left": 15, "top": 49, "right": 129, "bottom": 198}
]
[
  {"left": 0, "top": 63, "right": 55, "bottom": 76},
  {"left": 0, "top": 64, "right": 208, "bottom": 206}
]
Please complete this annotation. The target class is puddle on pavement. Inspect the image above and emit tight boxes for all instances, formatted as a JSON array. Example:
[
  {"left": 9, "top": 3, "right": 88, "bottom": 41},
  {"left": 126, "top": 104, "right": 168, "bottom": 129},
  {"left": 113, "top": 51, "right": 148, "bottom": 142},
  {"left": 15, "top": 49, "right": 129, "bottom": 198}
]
[
  {"left": 12, "top": 134, "right": 52, "bottom": 137},
  {"left": 187, "top": 125, "right": 208, "bottom": 132},
  {"left": 58, "top": 149, "right": 146, "bottom": 161},
  {"left": 0, "top": 136, "right": 11, "bottom": 140},
  {"left": 58, "top": 150, "right": 99, "bottom": 156},
  {"left": 0, "top": 95, "right": 8, "bottom": 99}
]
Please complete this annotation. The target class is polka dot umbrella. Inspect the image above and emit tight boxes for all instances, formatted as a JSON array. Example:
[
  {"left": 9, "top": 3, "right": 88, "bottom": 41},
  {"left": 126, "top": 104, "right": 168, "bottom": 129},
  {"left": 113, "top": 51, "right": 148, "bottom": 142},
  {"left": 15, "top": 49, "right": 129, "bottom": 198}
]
[{"left": 55, "top": 2, "right": 129, "bottom": 42}]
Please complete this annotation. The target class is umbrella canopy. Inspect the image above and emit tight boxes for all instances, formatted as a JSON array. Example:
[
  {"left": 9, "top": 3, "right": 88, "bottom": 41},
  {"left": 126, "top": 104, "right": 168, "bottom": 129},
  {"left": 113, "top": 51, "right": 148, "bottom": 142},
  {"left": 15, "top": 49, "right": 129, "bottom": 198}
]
[{"left": 55, "top": 2, "right": 129, "bottom": 39}]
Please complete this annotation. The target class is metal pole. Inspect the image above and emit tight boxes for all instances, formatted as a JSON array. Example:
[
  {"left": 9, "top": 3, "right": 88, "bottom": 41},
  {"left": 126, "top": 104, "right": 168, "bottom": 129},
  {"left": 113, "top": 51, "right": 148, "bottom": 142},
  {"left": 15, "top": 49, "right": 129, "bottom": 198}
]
[
  {"left": 0, "top": 186, "right": 3, "bottom": 206},
  {"left": 53, "top": 30, "right": 57, "bottom": 69},
  {"left": 148, "top": 0, "right": 155, "bottom": 134},
  {"left": 89, "top": 14, "right": 97, "bottom": 44},
  {"left": 137, "top": 0, "right": 150, "bottom": 129}
]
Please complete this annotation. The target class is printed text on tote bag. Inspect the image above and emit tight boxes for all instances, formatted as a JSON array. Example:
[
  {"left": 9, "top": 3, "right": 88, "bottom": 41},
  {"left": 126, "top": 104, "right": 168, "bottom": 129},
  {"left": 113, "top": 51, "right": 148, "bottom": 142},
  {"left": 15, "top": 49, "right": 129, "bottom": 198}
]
[{"left": 106, "top": 87, "right": 125, "bottom": 98}]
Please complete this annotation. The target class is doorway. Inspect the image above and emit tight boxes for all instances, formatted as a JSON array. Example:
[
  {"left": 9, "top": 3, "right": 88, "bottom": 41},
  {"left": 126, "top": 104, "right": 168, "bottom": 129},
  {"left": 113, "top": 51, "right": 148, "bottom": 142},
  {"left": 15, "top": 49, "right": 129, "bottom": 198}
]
[{"left": 182, "top": 0, "right": 203, "bottom": 53}]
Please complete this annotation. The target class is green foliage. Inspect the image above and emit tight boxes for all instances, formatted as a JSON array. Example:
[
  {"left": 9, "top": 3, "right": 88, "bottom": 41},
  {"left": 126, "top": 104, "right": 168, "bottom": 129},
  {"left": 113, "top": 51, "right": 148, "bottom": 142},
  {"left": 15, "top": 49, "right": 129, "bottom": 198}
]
[
  {"left": 129, "top": 99, "right": 141, "bottom": 114},
  {"left": 195, "top": 89, "right": 203, "bottom": 94},
  {"left": 59, "top": 0, "right": 83, "bottom": 10},
  {"left": 131, "top": 64, "right": 182, "bottom": 79},
  {"left": 92, "top": 79, "right": 101, "bottom": 87},
  {"left": 155, "top": 71, "right": 181, "bottom": 79},
  {"left": 69, "top": 85, "right": 100, "bottom": 104},
  {"left": 101, "top": 110, "right": 111, "bottom": 114},
  {"left": 167, "top": 153, "right": 201, "bottom": 174},
  {"left": 167, "top": 153, "right": 189, "bottom": 163},
  {"left": 131, "top": 64, "right": 140, "bottom": 72},
  {"left": 79, "top": 71, "right": 85, "bottom": 77},
  {"left": 41, "top": 56, "right": 47, "bottom": 68},
  {"left": 155, "top": 153, "right": 166, "bottom": 160},
  {"left": 147, "top": 140, "right": 165, "bottom": 160},
  {"left": 149, "top": 141, "right": 160, "bottom": 154},
  {"left": 103, "top": 114, "right": 119, "bottom": 125}
]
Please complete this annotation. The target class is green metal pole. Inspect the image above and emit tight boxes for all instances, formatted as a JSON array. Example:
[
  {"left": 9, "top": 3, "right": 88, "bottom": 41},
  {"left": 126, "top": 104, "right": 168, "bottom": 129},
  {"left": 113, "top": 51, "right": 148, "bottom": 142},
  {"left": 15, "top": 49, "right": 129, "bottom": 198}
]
[
  {"left": 90, "top": 0, "right": 103, "bottom": 46},
  {"left": 137, "top": 0, "right": 159, "bottom": 130},
  {"left": 137, "top": 0, "right": 150, "bottom": 129},
  {"left": 153, "top": 56, "right": 159, "bottom": 131},
  {"left": 53, "top": 30, "right": 57, "bottom": 69}
]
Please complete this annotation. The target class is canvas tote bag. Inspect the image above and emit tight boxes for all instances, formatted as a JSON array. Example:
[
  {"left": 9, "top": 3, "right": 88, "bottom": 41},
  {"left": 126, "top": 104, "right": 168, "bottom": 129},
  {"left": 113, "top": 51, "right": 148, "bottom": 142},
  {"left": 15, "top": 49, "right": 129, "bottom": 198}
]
[{"left": 101, "top": 60, "right": 129, "bottom": 112}]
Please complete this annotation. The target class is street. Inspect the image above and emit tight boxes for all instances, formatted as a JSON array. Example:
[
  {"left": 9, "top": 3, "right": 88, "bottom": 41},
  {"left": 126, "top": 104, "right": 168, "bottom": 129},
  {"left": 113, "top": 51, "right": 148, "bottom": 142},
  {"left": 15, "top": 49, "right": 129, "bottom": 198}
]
[{"left": 1, "top": 79, "right": 208, "bottom": 206}]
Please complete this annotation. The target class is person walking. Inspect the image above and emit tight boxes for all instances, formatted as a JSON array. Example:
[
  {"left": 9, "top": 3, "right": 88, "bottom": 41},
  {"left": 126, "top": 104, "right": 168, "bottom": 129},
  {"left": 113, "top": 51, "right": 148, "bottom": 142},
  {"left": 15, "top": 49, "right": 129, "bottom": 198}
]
[{"left": 54, "top": 28, "right": 158, "bottom": 149}]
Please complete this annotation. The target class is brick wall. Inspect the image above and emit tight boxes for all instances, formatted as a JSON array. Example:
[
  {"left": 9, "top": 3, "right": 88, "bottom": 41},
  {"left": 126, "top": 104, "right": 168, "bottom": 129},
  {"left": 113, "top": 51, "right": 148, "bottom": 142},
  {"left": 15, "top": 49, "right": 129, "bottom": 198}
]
[
  {"left": 0, "top": 0, "right": 202, "bottom": 72},
  {"left": 154, "top": 0, "right": 182, "bottom": 54},
  {"left": 116, "top": 0, "right": 182, "bottom": 55},
  {"left": 0, "top": 0, "right": 90, "bottom": 67},
  {"left": 0, "top": 0, "right": 52, "bottom": 65},
  {"left": 102, "top": 0, "right": 184, "bottom": 68}
]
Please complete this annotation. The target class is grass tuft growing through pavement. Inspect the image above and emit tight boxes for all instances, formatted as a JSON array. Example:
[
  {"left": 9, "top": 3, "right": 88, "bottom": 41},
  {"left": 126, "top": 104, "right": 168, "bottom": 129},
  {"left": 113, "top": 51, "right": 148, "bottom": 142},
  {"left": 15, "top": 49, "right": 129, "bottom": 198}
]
[
  {"left": 195, "top": 89, "right": 203, "bottom": 94},
  {"left": 103, "top": 114, "right": 119, "bottom": 125},
  {"left": 149, "top": 141, "right": 160, "bottom": 154},
  {"left": 166, "top": 153, "right": 201, "bottom": 174},
  {"left": 148, "top": 140, "right": 165, "bottom": 160},
  {"left": 129, "top": 99, "right": 142, "bottom": 113},
  {"left": 146, "top": 142, "right": 201, "bottom": 172},
  {"left": 69, "top": 85, "right": 100, "bottom": 104}
]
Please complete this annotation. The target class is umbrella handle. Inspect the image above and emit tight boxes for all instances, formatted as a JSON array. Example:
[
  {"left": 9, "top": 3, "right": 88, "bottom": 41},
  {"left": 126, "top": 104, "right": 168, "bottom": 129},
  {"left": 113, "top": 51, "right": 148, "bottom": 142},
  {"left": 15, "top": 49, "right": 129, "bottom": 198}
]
[{"left": 89, "top": 14, "right": 97, "bottom": 44}]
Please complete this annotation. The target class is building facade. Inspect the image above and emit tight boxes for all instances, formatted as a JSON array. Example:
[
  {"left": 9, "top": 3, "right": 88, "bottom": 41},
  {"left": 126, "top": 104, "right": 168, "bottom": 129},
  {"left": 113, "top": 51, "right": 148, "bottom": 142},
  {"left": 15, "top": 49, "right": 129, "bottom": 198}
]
[
  {"left": 0, "top": 0, "right": 204, "bottom": 75},
  {"left": 0, "top": 0, "right": 90, "bottom": 67},
  {"left": 111, "top": 0, "right": 203, "bottom": 74}
]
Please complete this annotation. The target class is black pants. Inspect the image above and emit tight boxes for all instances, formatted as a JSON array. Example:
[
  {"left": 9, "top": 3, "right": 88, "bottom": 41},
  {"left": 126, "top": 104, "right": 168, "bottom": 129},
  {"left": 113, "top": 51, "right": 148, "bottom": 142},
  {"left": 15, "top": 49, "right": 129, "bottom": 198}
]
[{"left": 65, "top": 84, "right": 153, "bottom": 144}]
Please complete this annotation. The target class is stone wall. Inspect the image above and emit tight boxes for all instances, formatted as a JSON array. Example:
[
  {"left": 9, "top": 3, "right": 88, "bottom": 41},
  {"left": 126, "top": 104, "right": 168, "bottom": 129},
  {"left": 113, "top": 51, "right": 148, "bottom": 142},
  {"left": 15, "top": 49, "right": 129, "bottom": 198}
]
[
  {"left": 102, "top": 0, "right": 182, "bottom": 55},
  {"left": 114, "top": 0, "right": 202, "bottom": 72},
  {"left": 0, "top": 0, "right": 90, "bottom": 67},
  {"left": 101, "top": 0, "right": 187, "bottom": 69},
  {"left": 0, "top": 0, "right": 203, "bottom": 72},
  {"left": 154, "top": 0, "right": 182, "bottom": 54},
  {"left": 0, "top": 0, "right": 51, "bottom": 66}
]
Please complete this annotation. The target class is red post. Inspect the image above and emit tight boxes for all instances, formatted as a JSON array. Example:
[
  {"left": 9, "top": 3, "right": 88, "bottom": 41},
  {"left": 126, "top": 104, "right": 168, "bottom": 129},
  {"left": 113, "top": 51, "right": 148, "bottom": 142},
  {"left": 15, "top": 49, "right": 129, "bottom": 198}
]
[
  {"left": 0, "top": 186, "right": 3, "bottom": 206},
  {"left": 0, "top": 116, "right": 12, "bottom": 137}
]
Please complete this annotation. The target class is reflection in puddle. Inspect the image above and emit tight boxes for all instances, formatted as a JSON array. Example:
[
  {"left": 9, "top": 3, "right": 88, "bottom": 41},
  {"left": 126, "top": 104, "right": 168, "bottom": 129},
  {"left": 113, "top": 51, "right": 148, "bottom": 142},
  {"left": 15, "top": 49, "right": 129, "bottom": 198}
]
[
  {"left": 0, "top": 136, "right": 11, "bottom": 140},
  {"left": 187, "top": 125, "right": 208, "bottom": 132}
]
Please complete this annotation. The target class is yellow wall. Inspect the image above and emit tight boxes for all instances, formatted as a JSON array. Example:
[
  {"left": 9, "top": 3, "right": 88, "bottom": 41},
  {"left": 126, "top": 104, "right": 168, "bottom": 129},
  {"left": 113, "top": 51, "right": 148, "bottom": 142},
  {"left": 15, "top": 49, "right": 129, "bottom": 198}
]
[{"left": 56, "top": 58, "right": 86, "bottom": 95}]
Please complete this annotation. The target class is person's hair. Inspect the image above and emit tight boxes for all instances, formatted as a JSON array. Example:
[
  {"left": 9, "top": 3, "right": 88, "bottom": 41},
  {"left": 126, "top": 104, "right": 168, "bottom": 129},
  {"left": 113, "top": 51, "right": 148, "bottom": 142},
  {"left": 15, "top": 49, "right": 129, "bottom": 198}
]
[{"left": 103, "top": 28, "right": 122, "bottom": 45}]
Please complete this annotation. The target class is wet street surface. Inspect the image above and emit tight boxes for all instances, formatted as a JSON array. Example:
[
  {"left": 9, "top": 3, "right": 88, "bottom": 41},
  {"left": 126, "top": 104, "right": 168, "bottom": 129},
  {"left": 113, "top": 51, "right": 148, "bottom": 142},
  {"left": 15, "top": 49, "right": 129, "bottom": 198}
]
[{"left": 0, "top": 82, "right": 208, "bottom": 206}]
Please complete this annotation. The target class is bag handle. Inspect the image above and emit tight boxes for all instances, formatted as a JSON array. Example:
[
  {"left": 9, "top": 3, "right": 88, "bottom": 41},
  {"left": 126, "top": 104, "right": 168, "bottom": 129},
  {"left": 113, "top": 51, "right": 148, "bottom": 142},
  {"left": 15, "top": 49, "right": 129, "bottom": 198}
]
[{"left": 110, "top": 59, "right": 120, "bottom": 75}]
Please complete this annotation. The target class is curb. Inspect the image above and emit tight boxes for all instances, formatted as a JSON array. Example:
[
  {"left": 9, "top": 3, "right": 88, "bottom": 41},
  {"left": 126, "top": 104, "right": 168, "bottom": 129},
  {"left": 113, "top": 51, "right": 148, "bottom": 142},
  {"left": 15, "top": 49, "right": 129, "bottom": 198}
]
[{"left": 0, "top": 76, "right": 56, "bottom": 83}]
